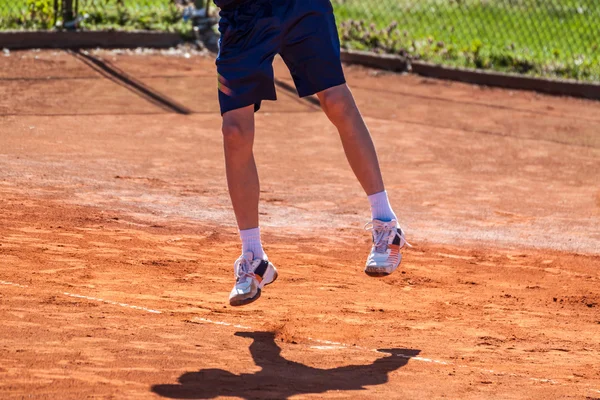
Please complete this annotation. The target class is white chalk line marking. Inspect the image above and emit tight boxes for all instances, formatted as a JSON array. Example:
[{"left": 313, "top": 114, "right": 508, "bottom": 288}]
[
  {"left": 311, "top": 345, "right": 347, "bottom": 350},
  {"left": 192, "top": 317, "right": 251, "bottom": 330},
  {"left": 1, "top": 280, "right": 28, "bottom": 288},
  {"left": 63, "top": 292, "right": 161, "bottom": 314},
  {"left": 307, "top": 337, "right": 449, "bottom": 365},
  {"left": 2, "top": 278, "right": 599, "bottom": 392},
  {"left": 306, "top": 337, "right": 447, "bottom": 365}
]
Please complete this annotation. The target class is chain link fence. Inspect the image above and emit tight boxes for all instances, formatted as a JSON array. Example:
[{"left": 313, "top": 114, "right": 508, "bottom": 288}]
[
  {"left": 0, "top": 0, "right": 58, "bottom": 29},
  {"left": 335, "top": 0, "right": 599, "bottom": 81},
  {"left": 76, "top": 0, "right": 186, "bottom": 31},
  {"left": 0, "top": 0, "right": 198, "bottom": 31},
  {"left": 1, "top": 0, "right": 598, "bottom": 81}
]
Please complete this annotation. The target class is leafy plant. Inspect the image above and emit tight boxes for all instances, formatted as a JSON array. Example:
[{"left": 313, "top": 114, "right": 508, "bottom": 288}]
[
  {"left": 26, "top": 0, "right": 54, "bottom": 28},
  {"left": 338, "top": 17, "right": 599, "bottom": 81}
]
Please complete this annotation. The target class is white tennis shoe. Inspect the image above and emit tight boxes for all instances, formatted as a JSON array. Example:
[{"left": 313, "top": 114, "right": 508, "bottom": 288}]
[
  {"left": 229, "top": 252, "right": 278, "bottom": 306},
  {"left": 365, "top": 219, "right": 410, "bottom": 277}
]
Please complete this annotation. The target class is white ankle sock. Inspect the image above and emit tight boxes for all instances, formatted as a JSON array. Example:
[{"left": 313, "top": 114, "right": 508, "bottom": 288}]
[
  {"left": 239, "top": 227, "right": 266, "bottom": 260},
  {"left": 368, "top": 190, "right": 397, "bottom": 222}
]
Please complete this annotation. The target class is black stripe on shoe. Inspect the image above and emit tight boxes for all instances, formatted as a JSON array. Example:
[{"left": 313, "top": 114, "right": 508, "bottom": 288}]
[
  {"left": 254, "top": 260, "right": 269, "bottom": 278},
  {"left": 392, "top": 230, "right": 402, "bottom": 246}
]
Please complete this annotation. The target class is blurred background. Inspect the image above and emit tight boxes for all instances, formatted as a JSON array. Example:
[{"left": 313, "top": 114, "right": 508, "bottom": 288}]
[{"left": 0, "top": 0, "right": 598, "bottom": 81}]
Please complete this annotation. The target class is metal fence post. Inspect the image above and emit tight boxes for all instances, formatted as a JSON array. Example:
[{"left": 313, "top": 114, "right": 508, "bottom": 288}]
[
  {"left": 53, "top": 0, "right": 59, "bottom": 27},
  {"left": 63, "top": 0, "right": 74, "bottom": 26}
]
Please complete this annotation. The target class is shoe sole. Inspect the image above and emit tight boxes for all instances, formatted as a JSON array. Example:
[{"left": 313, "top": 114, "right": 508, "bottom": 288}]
[
  {"left": 364, "top": 269, "right": 391, "bottom": 278},
  {"left": 229, "top": 268, "right": 278, "bottom": 307},
  {"left": 364, "top": 254, "right": 402, "bottom": 278}
]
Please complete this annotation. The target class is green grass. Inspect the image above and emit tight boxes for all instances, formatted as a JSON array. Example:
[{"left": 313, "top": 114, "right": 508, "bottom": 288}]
[
  {"left": 80, "top": 1, "right": 191, "bottom": 35},
  {"left": 0, "top": 0, "right": 192, "bottom": 34},
  {"left": 0, "top": 0, "right": 54, "bottom": 29},
  {"left": 334, "top": 0, "right": 600, "bottom": 81},
  {"left": 0, "top": 0, "right": 598, "bottom": 81}
]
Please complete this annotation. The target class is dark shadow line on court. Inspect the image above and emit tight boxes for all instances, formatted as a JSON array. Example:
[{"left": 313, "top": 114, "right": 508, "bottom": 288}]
[
  {"left": 0, "top": 74, "right": 216, "bottom": 82},
  {"left": 274, "top": 77, "right": 322, "bottom": 110},
  {"left": 5, "top": 110, "right": 591, "bottom": 148},
  {"left": 151, "top": 331, "right": 420, "bottom": 399},
  {"left": 0, "top": 110, "right": 321, "bottom": 117},
  {"left": 67, "top": 49, "right": 193, "bottom": 115},
  {"left": 0, "top": 76, "right": 100, "bottom": 81},
  {"left": 0, "top": 112, "right": 168, "bottom": 117},
  {"left": 382, "top": 116, "right": 599, "bottom": 149},
  {"left": 2, "top": 109, "right": 591, "bottom": 149},
  {"left": 349, "top": 83, "right": 600, "bottom": 123},
  {"left": 5, "top": 67, "right": 595, "bottom": 123}
]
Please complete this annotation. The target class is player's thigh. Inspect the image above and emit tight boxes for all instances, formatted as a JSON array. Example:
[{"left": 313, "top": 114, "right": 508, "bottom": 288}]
[
  {"left": 216, "top": 2, "right": 281, "bottom": 115},
  {"left": 279, "top": 0, "right": 345, "bottom": 98}
]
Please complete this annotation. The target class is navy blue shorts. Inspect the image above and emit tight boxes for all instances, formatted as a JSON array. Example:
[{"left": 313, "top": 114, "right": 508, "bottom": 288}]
[{"left": 216, "top": 0, "right": 346, "bottom": 115}]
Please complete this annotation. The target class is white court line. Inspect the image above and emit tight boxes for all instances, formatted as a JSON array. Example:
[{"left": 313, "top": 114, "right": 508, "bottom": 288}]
[
  {"left": 1, "top": 280, "right": 28, "bottom": 288},
  {"left": 311, "top": 345, "right": 347, "bottom": 350},
  {"left": 2, "top": 278, "right": 599, "bottom": 392},
  {"left": 193, "top": 317, "right": 251, "bottom": 330},
  {"left": 63, "top": 292, "right": 162, "bottom": 314},
  {"left": 307, "top": 337, "right": 450, "bottom": 365}
]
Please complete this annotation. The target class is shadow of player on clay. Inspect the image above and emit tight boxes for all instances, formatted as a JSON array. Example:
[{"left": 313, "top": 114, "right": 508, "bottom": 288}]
[{"left": 151, "top": 331, "right": 420, "bottom": 399}]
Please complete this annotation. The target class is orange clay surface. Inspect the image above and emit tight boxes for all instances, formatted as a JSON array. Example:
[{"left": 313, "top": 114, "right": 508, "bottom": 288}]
[{"left": 0, "top": 49, "right": 599, "bottom": 399}]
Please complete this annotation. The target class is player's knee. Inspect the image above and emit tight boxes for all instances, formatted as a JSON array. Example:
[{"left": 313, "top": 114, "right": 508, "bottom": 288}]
[
  {"left": 222, "top": 119, "right": 253, "bottom": 151},
  {"left": 319, "top": 85, "right": 354, "bottom": 121}
]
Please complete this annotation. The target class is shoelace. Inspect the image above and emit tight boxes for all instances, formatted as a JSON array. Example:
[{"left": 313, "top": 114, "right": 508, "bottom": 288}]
[
  {"left": 234, "top": 256, "right": 255, "bottom": 284},
  {"left": 365, "top": 221, "right": 412, "bottom": 253}
]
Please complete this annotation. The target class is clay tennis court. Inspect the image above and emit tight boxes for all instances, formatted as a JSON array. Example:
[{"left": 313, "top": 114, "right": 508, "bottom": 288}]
[{"left": 1, "top": 49, "right": 599, "bottom": 399}]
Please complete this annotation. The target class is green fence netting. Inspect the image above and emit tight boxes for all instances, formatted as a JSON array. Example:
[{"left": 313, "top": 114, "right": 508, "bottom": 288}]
[
  {"left": 336, "top": 0, "right": 599, "bottom": 81},
  {"left": 0, "top": 0, "right": 57, "bottom": 29}
]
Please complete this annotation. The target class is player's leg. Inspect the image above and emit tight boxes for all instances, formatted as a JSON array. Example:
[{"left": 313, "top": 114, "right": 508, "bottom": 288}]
[
  {"left": 279, "top": 0, "right": 384, "bottom": 197},
  {"left": 222, "top": 106, "right": 279, "bottom": 307},
  {"left": 222, "top": 105, "right": 260, "bottom": 232},
  {"left": 217, "top": 1, "right": 280, "bottom": 305},
  {"left": 316, "top": 85, "right": 395, "bottom": 220},
  {"left": 316, "top": 84, "right": 385, "bottom": 198},
  {"left": 280, "top": 0, "right": 409, "bottom": 277},
  {"left": 316, "top": 84, "right": 410, "bottom": 276}
]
